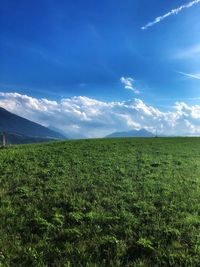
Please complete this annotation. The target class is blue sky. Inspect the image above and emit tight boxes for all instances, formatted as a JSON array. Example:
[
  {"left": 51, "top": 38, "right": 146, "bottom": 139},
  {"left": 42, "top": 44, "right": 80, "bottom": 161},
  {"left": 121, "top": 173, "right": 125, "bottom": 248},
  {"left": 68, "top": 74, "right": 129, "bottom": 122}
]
[{"left": 1, "top": 0, "right": 200, "bottom": 136}]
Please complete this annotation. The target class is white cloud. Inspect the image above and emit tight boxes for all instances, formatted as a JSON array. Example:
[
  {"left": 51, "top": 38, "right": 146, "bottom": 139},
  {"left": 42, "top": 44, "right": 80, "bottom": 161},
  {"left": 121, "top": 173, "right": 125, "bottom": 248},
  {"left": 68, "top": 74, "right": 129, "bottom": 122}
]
[
  {"left": 142, "top": 0, "right": 200, "bottom": 30},
  {"left": 0, "top": 92, "right": 200, "bottom": 137},
  {"left": 120, "top": 77, "right": 139, "bottom": 94},
  {"left": 178, "top": 71, "right": 200, "bottom": 80}
]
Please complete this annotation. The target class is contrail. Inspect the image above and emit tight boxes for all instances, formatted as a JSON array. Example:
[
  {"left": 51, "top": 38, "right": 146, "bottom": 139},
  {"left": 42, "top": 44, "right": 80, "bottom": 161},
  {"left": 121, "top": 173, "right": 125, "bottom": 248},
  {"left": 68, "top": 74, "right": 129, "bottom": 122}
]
[
  {"left": 142, "top": 0, "right": 200, "bottom": 30},
  {"left": 178, "top": 71, "right": 200, "bottom": 80}
]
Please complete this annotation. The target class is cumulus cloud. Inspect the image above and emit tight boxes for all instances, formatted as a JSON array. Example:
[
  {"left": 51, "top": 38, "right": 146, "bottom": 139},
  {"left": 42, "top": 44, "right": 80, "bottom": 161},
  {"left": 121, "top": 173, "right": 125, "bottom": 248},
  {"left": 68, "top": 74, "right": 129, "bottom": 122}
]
[
  {"left": 120, "top": 77, "right": 139, "bottom": 94},
  {"left": 142, "top": 0, "right": 200, "bottom": 30},
  {"left": 0, "top": 92, "right": 200, "bottom": 137}
]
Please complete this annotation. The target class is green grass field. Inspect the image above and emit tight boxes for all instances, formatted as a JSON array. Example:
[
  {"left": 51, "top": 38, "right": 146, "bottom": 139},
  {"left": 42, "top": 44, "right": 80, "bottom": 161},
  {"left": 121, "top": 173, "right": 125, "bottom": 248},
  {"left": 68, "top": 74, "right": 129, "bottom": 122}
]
[{"left": 1, "top": 138, "right": 200, "bottom": 266}]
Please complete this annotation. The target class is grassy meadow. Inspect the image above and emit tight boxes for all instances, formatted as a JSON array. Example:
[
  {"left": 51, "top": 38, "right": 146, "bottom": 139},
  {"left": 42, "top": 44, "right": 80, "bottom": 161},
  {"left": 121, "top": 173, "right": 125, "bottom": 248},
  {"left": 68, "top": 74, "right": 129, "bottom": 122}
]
[{"left": 1, "top": 138, "right": 200, "bottom": 266}]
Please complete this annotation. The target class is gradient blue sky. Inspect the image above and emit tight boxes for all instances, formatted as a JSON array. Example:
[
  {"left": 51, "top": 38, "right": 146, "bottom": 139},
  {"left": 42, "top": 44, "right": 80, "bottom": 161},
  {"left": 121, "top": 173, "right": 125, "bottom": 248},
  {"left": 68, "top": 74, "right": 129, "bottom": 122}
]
[
  {"left": 1, "top": 0, "right": 200, "bottom": 107},
  {"left": 0, "top": 0, "right": 200, "bottom": 137}
]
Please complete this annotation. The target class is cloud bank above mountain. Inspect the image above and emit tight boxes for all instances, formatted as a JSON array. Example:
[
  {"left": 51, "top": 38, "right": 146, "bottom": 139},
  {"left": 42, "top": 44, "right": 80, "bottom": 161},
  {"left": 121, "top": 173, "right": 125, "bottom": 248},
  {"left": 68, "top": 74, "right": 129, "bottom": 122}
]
[{"left": 0, "top": 92, "right": 200, "bottom": 137}]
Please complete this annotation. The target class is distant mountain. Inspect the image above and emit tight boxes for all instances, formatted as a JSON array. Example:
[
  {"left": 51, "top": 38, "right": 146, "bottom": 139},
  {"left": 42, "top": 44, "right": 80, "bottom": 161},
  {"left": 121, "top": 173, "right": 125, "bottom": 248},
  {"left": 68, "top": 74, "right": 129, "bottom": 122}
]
[
  {"left": 0, "top": 107, "right": 66, "bottom": 144},
  {"left": 68, "top": 133, "right": 87, "bottom": 140},
  {"left": 49, "top": 126, "right": 69, "bottom": 138},
  {"left": 49, "top": 126, "right": 86, "bottom": 139},
  {"left": 106, "top": 129, "right": 155, "bottom": 138}
]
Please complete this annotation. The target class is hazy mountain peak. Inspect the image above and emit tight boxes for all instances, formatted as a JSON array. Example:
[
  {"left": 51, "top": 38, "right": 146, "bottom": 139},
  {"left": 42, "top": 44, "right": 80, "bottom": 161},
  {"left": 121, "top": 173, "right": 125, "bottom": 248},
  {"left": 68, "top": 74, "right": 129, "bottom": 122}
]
[{"left": 106, "top": 129, "right": 154, "bottom": 138}]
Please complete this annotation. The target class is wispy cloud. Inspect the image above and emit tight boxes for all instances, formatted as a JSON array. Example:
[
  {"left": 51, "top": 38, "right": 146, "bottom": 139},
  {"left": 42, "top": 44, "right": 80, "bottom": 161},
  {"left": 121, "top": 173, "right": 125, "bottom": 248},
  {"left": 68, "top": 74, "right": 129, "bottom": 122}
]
[
  {"left": 173, "top": 45, "right": 200, "bottom": 59},
  {"left": 120, "top": 77, "right": 140, "bottom": 94},
  {"left": 178, "top": 71, "right": 200, "bottom": 80},
  {"left": 142, "top": 0, "right": 200, "bottom": 30}
]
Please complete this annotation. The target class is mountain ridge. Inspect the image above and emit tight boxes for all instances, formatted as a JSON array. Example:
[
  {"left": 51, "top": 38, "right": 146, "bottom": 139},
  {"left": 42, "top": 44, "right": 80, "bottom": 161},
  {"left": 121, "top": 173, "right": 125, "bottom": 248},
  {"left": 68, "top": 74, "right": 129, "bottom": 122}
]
[{"left": 0, "top": 107, "right": 65, "bottom": 143}]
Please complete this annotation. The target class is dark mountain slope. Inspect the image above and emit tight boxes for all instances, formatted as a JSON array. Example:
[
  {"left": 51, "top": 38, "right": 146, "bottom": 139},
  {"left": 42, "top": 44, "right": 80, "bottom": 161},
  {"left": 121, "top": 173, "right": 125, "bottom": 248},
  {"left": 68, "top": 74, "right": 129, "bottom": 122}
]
[{"left": 0, "top": 107, "right": 65, "bottom": 139}]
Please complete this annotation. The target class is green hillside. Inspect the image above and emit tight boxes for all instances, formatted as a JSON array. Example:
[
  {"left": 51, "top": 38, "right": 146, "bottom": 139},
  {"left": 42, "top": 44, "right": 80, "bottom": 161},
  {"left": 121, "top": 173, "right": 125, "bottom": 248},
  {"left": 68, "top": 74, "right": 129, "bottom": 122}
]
[{"left": 1, "top": 138, "right": 200, "bottom": 266}]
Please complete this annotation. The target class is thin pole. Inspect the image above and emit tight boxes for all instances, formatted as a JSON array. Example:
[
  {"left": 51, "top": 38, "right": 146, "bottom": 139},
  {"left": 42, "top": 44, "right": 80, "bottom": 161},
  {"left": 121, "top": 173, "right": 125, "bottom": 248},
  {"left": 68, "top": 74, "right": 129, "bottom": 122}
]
[{"left": 2, "top": 132, "right": 6, "bottom": 147}]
